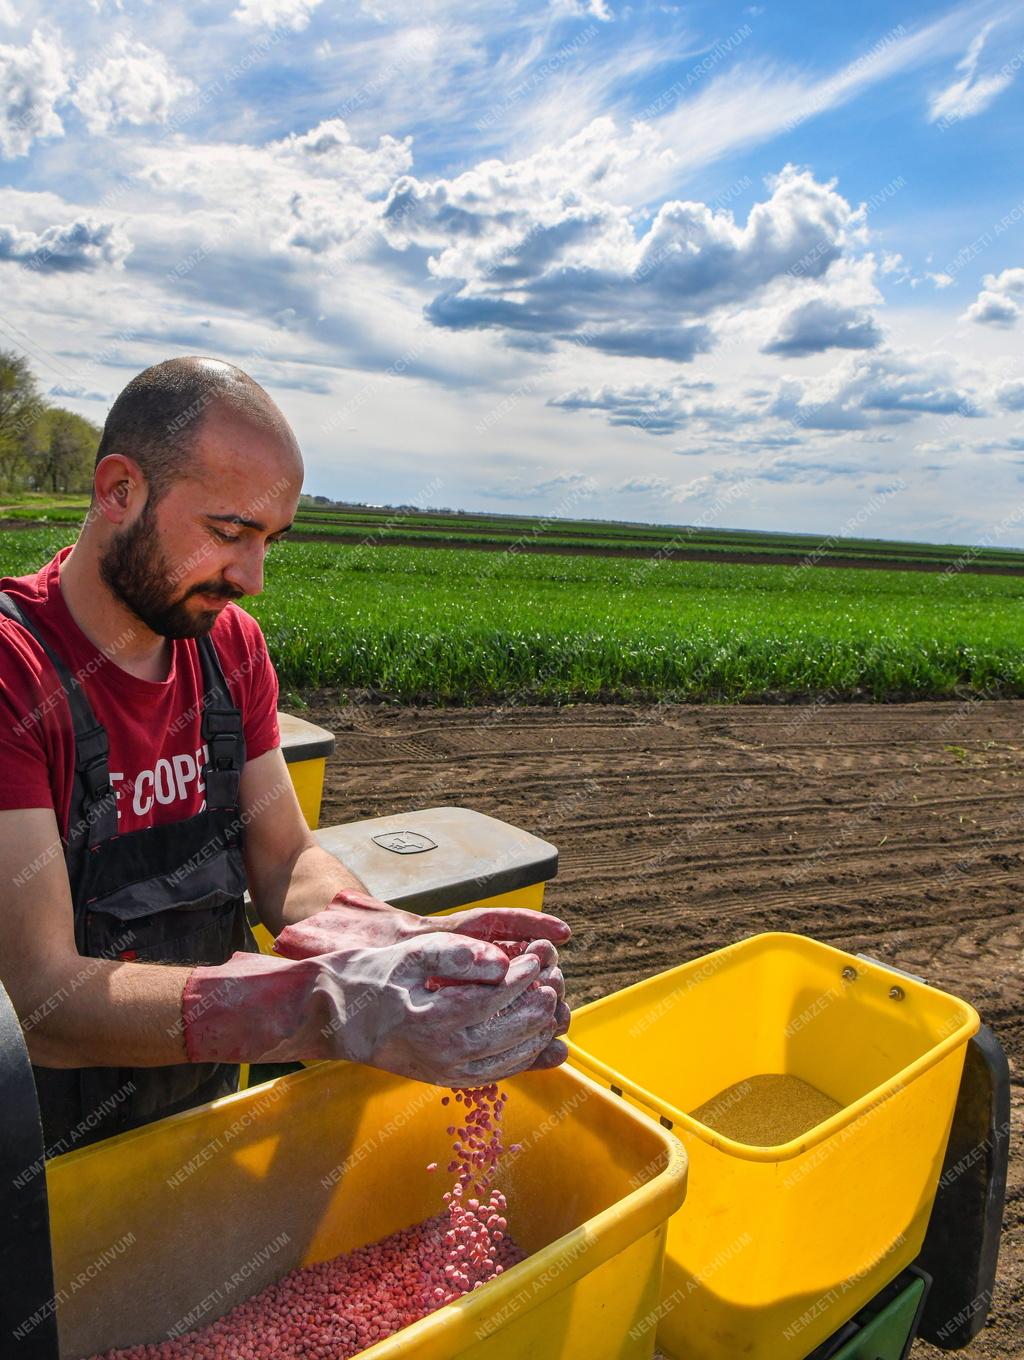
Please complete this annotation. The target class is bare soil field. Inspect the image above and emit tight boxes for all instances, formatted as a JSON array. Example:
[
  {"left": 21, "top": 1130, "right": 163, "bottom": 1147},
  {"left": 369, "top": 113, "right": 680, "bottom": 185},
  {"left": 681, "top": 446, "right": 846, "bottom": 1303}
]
[{"left": 304, "top": 695, "right": 1022, "bottom": 1359}]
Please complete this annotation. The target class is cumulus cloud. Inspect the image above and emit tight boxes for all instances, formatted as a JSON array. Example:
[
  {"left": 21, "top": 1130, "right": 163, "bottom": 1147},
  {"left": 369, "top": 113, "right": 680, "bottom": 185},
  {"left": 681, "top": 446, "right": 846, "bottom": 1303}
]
[
  {"left": 278, "top": 118, "right": 406, "bottom": 172},
  {"left": 135, "top": 118, "right": 413, "bottom": 262},
  {"left": 72, "top": 36, "right": 194, "bottom": 134},
  {"left": 0, "top": 26, "right": 70, "bottom": 159},
  {"left": 549, "top": 379, "right": 750, "bottom": 435},
  {"left": 761, "top": 297, "right": 883, "bottom": 356},
  {"left": 548, "top": 349, "right": 982, "bottom": 442},
  {"left": 995, "top": 379, "right": 1024, "bottom": 410},
  {"left": 963, "top": 266, "right": 1024, "bottom": 327},
  {"left": 928, "top": 22, "right": 1016, "bottom": 124},
  {"left": 618, "top": 475, "right": 671, "bottom": 494},
  {"left": 0, "top": 215, "right": 131, "bottom": 270},
  {"left": 386, "top": 138, "right": 866, "bottom": 359},
  {"left": 233, "top": 0, "right": 323, "bottom": 31},
  {"left": 585, "top": 323, "right": 713, "bottom": 361},
  {"left": 770, "top": 349, "right": 982, "bottom": 430},
  {"left": 551, "top": 0, "right": 613, "bottom": 19}
]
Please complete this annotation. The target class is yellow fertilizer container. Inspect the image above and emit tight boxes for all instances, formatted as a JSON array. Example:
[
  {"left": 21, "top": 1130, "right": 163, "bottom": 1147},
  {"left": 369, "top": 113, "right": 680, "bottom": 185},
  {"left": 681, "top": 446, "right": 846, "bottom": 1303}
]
[
  {"left": 566, "top": 932, "right": 979, "bottom": 1360},
  {"left": 278, "top": 710, "right": 336, "bottom": 829},
  {"left": 45, "top": 1062, "right": 686, "bottom": 1360}
]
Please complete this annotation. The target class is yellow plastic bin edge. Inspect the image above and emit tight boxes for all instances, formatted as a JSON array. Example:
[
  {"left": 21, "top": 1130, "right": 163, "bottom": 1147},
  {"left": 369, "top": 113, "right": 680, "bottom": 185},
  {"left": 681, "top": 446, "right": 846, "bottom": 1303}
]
[{"left": 566, "top": 931, "right": 981, "bottom": 1163}]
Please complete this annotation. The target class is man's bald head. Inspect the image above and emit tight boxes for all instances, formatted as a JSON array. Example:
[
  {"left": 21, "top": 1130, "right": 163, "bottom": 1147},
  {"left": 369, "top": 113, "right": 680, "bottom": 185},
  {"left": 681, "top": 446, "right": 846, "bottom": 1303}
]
[{"left": 94, "top": 356, "right": 300, "bottom": 506}]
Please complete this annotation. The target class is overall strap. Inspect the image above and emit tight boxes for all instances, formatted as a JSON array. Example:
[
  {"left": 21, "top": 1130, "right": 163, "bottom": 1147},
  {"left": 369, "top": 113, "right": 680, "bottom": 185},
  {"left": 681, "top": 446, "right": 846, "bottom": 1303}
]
[
  {"left": 197, "top": 633, "right": 246, "bottom": 810},
  {"left": 0, "top": 591, "right": 118, "bottom": 852}
]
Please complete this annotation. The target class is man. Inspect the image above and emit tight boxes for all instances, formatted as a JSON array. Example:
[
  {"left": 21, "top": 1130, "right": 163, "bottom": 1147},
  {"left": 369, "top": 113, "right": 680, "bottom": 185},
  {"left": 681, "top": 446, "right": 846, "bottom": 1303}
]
[{"left": 0, "top": 356, "right": 568, "bottom": 1155}]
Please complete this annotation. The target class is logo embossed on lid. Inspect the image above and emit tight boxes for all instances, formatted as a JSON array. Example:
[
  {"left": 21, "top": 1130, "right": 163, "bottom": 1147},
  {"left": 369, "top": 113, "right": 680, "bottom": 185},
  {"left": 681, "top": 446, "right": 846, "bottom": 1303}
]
[{"left": 371, "top": 830, "right": 438, "bottom": 854}]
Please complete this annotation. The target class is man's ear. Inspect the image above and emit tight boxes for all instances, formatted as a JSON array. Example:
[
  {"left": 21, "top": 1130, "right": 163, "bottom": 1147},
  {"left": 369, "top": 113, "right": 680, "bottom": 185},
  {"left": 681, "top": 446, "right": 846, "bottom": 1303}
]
[{"left": 91, "top": 455, "right": 145, "bottom": 526}]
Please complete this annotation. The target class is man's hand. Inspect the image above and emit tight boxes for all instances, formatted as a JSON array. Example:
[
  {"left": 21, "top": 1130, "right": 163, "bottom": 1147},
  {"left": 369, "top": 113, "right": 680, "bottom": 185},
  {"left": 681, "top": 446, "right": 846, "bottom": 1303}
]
[
  {"left": 274, "top": 888, "right": 570, "bottom": 957},
  {"left": 273, "top": 889, "right": 571, "bottom": 1046},
  {"left": 182, "top": 933, "right": 568, "bottom": 1086}
]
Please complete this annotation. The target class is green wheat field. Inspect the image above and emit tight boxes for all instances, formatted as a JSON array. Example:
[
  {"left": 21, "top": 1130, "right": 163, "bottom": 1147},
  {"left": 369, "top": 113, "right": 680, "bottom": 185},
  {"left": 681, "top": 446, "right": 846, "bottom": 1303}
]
[{"left": 2, "top": 521, "right": 1022, "bottom": 703}]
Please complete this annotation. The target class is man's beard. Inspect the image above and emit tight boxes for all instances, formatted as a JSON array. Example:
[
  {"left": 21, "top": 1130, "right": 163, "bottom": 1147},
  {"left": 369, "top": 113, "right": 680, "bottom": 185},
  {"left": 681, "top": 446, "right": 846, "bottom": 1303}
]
[{"left": 99, "top": 499, "right": 242, "bottom": 639}]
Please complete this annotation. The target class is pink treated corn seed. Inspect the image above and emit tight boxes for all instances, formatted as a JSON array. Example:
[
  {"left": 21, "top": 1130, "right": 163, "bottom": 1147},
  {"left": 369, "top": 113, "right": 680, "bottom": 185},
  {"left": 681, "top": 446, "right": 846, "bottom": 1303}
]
[{"left": 84, "top": 1214, "right": 525, "bottom": 1360}]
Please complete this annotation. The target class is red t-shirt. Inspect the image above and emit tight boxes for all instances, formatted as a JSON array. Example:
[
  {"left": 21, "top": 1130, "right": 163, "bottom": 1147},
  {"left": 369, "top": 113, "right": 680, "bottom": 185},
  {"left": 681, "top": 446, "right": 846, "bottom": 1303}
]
[{"left": 0, "top": 546, "right": 280, "bottom": 838}]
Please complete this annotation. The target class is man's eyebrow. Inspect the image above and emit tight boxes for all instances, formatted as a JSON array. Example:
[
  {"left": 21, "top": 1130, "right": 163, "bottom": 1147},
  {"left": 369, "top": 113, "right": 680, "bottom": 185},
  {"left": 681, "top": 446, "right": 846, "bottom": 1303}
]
[{"left": 207, "top": 513, "right": 294, "bottom": 534}]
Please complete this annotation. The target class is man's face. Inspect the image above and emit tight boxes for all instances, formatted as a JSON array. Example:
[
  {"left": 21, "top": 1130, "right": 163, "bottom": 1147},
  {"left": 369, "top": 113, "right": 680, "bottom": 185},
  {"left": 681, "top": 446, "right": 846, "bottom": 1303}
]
[{"left": 99, "top": 407, "right": 302, "bottom": 639}]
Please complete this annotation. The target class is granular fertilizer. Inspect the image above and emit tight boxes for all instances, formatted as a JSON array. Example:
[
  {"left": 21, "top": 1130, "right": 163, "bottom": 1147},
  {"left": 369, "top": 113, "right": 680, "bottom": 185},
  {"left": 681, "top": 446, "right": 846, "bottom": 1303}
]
[{"left": 690, "top": 1073, "right": 842, "bottom": 1145}]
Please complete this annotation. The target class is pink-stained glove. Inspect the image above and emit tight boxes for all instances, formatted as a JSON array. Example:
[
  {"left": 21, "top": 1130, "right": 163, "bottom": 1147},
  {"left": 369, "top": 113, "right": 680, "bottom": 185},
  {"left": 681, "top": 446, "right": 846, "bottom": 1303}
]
[
  {"left": 274, "top": 889, "right": 571, "bottom": 956},
  {"left": 182, "top": 932, "right": 567, "bottom": 1086},
  {"left": 273, "top": 889, "right": 571, "bottom": 1039}
]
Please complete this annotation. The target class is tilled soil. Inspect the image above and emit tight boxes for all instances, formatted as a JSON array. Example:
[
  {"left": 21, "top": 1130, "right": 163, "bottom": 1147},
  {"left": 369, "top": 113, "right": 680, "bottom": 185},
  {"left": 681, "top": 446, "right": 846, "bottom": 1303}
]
[{"left": 303, "top": 694, "right": 1022, "bottom": 1359}]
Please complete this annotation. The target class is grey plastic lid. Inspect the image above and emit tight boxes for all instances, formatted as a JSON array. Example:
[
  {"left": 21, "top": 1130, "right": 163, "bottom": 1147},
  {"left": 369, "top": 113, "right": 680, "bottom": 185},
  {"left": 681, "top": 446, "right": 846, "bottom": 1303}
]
[
  {"left": 314, "top": 806, "right": 559, "bottom": 914},
  {"left": 278, "top": 712, "right": 336, "bottom": 764}
]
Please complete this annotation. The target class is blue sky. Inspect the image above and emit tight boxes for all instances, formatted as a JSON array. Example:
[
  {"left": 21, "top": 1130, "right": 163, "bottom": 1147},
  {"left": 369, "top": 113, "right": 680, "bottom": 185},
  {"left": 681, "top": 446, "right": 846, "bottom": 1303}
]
[{"left": 2, "top": 1, "right": 1024, "bottom": 545}]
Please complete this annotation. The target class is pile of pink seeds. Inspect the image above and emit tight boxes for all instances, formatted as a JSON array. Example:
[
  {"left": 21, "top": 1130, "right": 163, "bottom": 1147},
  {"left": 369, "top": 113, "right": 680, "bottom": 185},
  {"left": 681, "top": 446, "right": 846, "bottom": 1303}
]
[
  {"left": 86, "top": 1084, "right": 525, "bottom": 1360},
  {"left": 85, "top": 1210, "right": 524, "bottom": 1360}
]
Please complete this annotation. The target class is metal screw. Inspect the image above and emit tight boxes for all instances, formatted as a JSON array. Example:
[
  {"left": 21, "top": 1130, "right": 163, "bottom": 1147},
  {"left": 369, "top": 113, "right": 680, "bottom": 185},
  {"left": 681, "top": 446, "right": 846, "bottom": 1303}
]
[
  {"left": 842, "top": 966, "right": 858, "bottom": 982},
  {"left": 889, "top": 985, "right": 905, "bottom": 1001}
]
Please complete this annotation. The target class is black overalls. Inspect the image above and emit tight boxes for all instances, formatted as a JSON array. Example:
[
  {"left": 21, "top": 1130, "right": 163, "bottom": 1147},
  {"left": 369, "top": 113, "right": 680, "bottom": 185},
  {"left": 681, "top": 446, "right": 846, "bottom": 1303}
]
[{"left": 0, "top": 591, "right": 256, "bottom": 1154}]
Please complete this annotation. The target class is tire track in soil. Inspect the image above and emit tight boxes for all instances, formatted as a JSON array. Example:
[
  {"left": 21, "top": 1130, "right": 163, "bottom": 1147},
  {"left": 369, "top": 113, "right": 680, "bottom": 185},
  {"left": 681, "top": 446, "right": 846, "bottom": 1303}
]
[{"left": 302, "top": 695, "right": 1023, "bottom": 1360}]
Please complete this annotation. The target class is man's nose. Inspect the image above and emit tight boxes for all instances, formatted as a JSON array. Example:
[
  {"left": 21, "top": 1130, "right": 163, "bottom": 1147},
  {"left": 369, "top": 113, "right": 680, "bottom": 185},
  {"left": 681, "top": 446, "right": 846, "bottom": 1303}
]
[{"left": 223, "top": 542, "right": 265, "bottom": 597}]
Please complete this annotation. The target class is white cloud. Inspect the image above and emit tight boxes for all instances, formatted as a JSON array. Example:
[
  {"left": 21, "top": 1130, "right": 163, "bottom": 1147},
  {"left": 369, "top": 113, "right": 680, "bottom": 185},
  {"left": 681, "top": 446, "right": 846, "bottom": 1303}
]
[
  {"left": 649, "top": 6, "right": 983, "bottom": 184},
  {"left": 547, "top": 351, "right": 983, "bottom": 443},
  {"left": 618, "top": 475, "right": 671, "bottom": 493},
  {"left": 880, "top": 250, "right": 912, "bottom": 282},
  {"left": 762, "top": 298, "right": 883, "bottom": 357},
  {"left": 0, "top": 215, "right": 131, "bottom": 269},
  {"left": 549, "top": 379, "right": 750, "bottom": 435},
  {"left": 49, "top": 382, "right": 107, "bottom": 400},
  {"left": 130, "top": 116, "right": 414, "bottom": 269},
  {"left": 71, "top": 36, "right": 194, "bottom": 134},
  {"left": 0, "top": 25, "right": 70, "bottom": 159},
  {"left": 770, "top": 349, "right": 983, "bottom": 431},
  {"left": 966, "top": 290, "right": 1019, "bottom": 326},
  {"left": 138, "top": 117, "right": 412, "bottom": 204},
  {"left": 928, "top": 21, "right": 1016, "bottom": 124},
  {"left": 962, "top": 266, "right": 1024, "bottom": 327},
  {"left": 550, "top": 0, "right": 613, "bottom": 20},
  {"left": 233, "top": 0, "right": 324, "bottom": 31},
  {"left": 996, "top": 379, "right": 1024, "bottom": 410},
  {"left": 387, "top": 147, "right": 867, "bottom": 359},
  {"left": 0, "top": 1, "right": 17, "bottom": 25}
]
